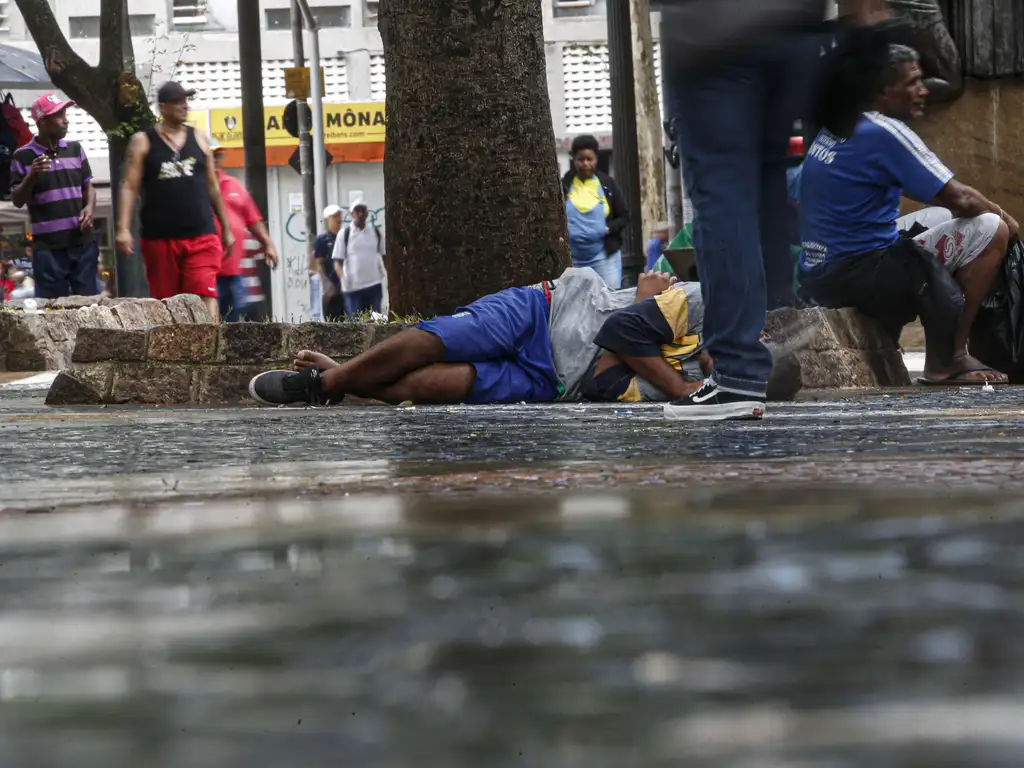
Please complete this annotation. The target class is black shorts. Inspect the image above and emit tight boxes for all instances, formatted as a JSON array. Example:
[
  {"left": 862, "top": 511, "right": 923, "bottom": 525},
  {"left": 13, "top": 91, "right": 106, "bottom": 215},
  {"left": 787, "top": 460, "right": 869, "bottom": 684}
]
[{"left": 800, "top": 237, "right": 964, "bottom": 360}]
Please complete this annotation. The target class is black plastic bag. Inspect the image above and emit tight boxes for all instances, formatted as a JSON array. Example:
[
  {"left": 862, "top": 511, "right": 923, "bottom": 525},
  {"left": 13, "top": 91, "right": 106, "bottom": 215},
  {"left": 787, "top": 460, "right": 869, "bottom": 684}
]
[{"left": 970, "top": 243, "right": 1024, "bottom": 382}]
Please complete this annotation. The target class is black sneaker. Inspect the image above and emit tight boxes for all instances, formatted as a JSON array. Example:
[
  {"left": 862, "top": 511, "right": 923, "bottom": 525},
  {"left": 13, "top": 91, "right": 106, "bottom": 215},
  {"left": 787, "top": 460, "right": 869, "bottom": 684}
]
[
  {"left": 664, "top": 379, "right": 766, "bottom": 421},
  {"left": 248, "top": 368, "right": 325, "bottom": 406}
]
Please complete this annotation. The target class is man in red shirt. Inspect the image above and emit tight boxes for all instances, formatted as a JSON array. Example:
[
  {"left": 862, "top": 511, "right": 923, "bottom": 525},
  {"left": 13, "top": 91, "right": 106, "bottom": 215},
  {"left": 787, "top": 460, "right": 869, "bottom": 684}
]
[{"left": 211, "top": 140, "right": 278, "bottom": 321}]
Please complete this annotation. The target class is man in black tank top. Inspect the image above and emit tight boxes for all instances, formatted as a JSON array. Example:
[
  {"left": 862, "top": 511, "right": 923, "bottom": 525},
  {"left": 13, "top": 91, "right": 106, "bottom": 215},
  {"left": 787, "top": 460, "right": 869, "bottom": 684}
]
[{"left": 115, "top": 82, "right": 233, "bottom": 322}]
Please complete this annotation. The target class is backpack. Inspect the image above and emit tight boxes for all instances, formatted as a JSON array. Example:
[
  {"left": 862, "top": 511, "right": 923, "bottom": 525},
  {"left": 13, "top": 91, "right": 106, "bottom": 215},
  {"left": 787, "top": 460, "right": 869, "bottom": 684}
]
[
  {"left": 1, "top": 95, "right": 33, "bottom": 148},
  {"left": 0, "top": 95, "right": 32, "bottom": 201},
  {"left": 343, "top": 223, "right": 382, "bottom": 250}
]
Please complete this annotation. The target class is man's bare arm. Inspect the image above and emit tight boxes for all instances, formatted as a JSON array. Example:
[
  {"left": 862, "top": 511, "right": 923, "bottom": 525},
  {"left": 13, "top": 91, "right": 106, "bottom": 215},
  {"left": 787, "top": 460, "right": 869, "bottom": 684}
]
[
  {"left": 115, "top": 132, "right": 149, "bottom": 254},
  {"left": 932, "top": 179, "right": 1019, "bottom": 239},
  {"left": 117, "top": 133, "right": 148, "bottom": 232},
  {"left": 250, "top": 221, "right": 279, "bottom": 267},
  {"left": 618, "top": 354, "right": 693, "bottom": 399},
  {"left": 932, "top": 179, "right": 1000, "bottom": 220}
]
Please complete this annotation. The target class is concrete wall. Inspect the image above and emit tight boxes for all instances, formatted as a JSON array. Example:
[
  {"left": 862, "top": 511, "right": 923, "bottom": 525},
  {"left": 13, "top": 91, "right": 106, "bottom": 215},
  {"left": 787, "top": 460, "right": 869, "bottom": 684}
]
[{"left": 911, "top": 79, "right": 1024, "bottom": 221}]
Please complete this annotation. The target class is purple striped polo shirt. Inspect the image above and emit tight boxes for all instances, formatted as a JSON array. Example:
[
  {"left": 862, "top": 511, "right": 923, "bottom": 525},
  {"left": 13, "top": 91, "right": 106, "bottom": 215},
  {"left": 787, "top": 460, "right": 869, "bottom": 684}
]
[{"left": 10, "top": 137, "right": 94, "bottom": 250}]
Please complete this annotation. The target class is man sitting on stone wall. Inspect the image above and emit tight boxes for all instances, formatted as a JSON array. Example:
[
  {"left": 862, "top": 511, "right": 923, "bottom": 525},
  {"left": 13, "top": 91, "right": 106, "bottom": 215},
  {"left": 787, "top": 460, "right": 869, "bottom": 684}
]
[
  {"left": 248, "top": 268, "right": 721, "bottom": 410},
  {"left": 799, "top": 44, "right": 1019, "bottom": 385}
]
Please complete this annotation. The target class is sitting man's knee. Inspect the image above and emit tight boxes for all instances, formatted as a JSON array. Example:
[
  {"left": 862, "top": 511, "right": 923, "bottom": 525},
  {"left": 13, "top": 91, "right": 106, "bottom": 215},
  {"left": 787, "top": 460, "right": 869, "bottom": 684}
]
[{"left": 981, "top": 213, "right": 1010, "bottom": 253}]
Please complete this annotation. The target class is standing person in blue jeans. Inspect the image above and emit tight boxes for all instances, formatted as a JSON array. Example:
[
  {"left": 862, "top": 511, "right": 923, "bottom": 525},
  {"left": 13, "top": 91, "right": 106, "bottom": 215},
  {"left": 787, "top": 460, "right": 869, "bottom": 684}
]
[
  {"left": 562, "top": 135, "right": 629, "bottom": 289},
  {"left": 661, "top": 1, "right": 885, "bottom": 421},
  {"left": 9, "top": 93, "right": 98, "bottom": 299},
  {"left": 332, "top": 200, "right": 386, "bottom": 317}
]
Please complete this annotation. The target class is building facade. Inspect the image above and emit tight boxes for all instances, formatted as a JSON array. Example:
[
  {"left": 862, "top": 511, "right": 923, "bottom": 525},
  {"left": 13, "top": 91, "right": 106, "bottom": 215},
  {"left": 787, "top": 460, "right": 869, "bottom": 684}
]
[
  {"left": 0, "top": 0, "right": 661, "bottom": 179},
  {"left": 0, "top": 0, "right": 662, "bottom": 315}
]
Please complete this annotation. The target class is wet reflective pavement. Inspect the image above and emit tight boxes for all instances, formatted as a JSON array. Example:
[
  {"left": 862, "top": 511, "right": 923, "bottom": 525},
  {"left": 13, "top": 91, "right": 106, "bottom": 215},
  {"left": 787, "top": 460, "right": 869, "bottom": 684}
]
[
  {"left": 3, "top": 387, "right": 1024, "bottom": 765},
  {"left": 2, "top": 386, "right": 1024, "bottom": 493},
  {"left": 2, "top": 492, "right": 1024, "bottom": 766}
]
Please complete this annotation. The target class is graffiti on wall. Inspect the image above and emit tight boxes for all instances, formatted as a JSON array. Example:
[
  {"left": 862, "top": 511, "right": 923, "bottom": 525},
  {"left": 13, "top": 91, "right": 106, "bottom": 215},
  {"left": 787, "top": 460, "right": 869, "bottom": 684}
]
[{"left": 285, "top": 206, "right": 386, "bottom": 243}]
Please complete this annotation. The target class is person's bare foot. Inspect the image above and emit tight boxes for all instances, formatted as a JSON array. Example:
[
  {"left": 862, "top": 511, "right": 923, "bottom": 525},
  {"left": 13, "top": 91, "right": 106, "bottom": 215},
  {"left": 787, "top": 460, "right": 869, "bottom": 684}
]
[
  {"left": 294, "top": 350, "right": 340, "bottom": 371},
  {"left": 922, "top": 353, "right": 1008, "bottom": 384}
]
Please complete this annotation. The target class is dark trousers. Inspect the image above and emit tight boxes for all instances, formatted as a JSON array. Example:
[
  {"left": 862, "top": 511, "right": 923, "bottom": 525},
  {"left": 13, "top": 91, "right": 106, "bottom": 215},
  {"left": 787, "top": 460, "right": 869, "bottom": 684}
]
[
  {"left": 669, "top": 38, "right": 817, "bottom": 395},
  {"left": 33, "top": 240, "right": 100, "bottom": 299},
  {"left": 344, "top": 283, "right": 383, "bottom": 317},
  {"left": 800, "top": 238, "right": 965, "bottom": 364},
  {"left": 217, "top": 274, "right": 251, "bottom": 322},
  {"left": 323, "top": 291, "right": 346, "bottom": 321}
]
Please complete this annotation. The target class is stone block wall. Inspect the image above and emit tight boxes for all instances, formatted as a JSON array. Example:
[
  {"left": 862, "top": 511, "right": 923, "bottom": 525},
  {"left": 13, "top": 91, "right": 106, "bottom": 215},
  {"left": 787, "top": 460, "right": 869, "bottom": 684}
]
[
  {"left": 764, "top": 307, "right": 911, "bottom": 391},
  {"left": 47, "top": 322, "right": 412, "bottom": 406},
  {"left": 0, "top": 294, "right": 211, "bottom": 372}
]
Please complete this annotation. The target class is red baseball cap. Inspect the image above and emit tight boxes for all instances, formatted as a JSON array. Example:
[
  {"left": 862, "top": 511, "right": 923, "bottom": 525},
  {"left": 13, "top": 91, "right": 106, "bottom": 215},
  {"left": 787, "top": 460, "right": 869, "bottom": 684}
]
[{"left": 31, "top": 92, "right": 75, "bottom": 124}]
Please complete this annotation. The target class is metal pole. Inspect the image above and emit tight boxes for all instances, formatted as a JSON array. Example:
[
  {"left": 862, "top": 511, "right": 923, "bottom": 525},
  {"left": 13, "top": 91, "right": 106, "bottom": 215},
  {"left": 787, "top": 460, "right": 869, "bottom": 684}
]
[
  {"left": 296, "top": 0, "right": 327, "bottom": 232},
  {"left": 659, "top": 13, "right": 683, "bottom": 234},
  {"left": 238, "top": 0, "right": 272, "bottom": 317},
  {"left": 606, "top": 0, "right": 644, "bottom": 285},
  {"left": 291, "top": 0, "right": 317, "bottom": 262}
]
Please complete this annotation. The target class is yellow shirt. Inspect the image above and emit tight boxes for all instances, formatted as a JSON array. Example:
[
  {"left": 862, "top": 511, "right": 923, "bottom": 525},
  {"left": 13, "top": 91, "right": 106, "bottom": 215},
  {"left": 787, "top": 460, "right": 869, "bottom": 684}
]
[
  {"left": 568, "top": 176, "right": 611, "bottom": 218},
  {"left": 618, "top": 290, "right": 700, "bottom": 402}
]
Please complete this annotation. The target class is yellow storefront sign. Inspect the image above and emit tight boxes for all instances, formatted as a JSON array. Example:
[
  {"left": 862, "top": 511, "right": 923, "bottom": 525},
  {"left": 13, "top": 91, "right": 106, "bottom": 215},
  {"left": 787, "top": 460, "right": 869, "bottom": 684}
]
[{"left": 209, "top": 102, "right": 386, "bottom": 149}]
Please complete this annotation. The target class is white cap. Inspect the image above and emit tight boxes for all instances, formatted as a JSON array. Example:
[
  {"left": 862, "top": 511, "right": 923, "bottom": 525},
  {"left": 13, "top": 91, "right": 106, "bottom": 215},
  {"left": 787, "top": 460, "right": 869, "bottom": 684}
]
[
  {"left": 322, "top": 204, "right": 342, "bottom": 219},
  {"left": 350, "top": 199, "right": 368, "bottom": 211}
]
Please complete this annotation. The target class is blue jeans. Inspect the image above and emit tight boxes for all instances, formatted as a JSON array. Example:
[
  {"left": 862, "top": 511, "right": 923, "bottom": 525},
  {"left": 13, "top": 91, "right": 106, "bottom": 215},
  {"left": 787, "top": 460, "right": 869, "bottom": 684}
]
[
  {"left": 344, "top": 283, "right": 383, "bottom": 317},
  {"left": 33, "top": 240, "right": 99, "bottom": 299},
  {"left": 217, "top": 275, "right": 250, "bottom": 322},
  {"left": 669, "top": 39, "right": 815, "bottom": 396},
  {"left": 572, "top": 250, "right": 622, "bottom": 290}
]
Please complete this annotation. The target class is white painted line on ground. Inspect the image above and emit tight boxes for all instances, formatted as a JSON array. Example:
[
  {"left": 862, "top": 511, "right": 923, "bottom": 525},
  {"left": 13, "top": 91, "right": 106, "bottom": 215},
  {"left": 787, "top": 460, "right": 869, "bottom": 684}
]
[{"left": 0, "top": 372, "right": 58, "bottom": 390}]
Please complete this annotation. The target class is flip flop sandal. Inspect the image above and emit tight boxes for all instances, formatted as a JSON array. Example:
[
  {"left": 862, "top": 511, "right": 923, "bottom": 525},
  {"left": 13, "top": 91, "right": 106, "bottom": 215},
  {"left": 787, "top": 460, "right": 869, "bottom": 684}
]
[{"left": 917, "top": 367, "right": 1009, "bottom": 386}]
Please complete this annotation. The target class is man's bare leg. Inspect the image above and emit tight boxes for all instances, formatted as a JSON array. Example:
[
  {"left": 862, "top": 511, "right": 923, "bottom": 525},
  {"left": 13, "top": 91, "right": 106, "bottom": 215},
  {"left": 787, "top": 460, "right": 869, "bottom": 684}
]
[
  {"left": 298, "top": 328, "right": 446, "bottom": 400},
  {"left": 923, "top": 219, "right": 1010, "bottom": 382},
  {"left": 368, "top": 363, "right": 476, "bottom": 404},
  {"left": 202, "top": 295, "right": 220, "bottom": 324},
  {"left": 294, "top": 349, "right": 474, "bottom": 403}
]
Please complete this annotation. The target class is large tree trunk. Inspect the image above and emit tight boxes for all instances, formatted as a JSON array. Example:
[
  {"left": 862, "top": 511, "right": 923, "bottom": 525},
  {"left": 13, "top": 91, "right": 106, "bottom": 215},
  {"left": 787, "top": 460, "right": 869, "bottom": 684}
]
[{"left": 379, "top": 0, "right": 570, "bottom": 317}]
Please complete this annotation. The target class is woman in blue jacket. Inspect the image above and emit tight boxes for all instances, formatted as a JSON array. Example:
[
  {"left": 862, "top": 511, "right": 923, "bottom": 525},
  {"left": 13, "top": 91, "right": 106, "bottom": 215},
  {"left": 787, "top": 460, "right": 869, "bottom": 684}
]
[{"left": 561, "top": 134, "right": 629, "bottom": 289}]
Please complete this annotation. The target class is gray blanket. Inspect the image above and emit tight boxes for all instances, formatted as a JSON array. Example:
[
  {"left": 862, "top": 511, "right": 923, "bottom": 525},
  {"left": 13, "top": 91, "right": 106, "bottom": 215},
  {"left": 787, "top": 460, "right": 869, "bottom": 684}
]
[{"left": 546, "top": 268, "right": 704, "bottom": 401}]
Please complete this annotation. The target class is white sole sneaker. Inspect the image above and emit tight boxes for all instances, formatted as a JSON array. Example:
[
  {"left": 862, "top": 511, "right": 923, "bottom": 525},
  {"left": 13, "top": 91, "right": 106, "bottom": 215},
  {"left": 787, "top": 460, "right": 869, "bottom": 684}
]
[{"left": 663, "top": 400, "right": 766, "bottom": 422}]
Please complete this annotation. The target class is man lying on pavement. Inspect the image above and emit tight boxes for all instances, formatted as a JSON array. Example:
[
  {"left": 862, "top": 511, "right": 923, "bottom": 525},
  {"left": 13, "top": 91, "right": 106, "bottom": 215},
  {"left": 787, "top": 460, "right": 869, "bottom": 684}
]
[
  {"left": 248, "top": 268, "right": 711, "bottom": 407},
  {"left": 799, "top": 44, "right": 1018, "bottom": 386}
]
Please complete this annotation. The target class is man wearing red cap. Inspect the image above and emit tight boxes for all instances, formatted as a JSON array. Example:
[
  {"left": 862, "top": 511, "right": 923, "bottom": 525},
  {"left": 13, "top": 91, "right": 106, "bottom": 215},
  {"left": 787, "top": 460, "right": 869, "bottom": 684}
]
[
  {"left": 9, "top": 93, "right": 98, "bottom": 298},
  {"left": 115, "top": 81, "right": 232, "bottom": 321}
]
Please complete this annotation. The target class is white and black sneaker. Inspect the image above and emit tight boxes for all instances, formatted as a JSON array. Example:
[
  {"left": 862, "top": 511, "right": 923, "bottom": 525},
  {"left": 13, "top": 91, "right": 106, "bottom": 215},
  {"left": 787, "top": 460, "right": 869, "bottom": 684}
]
[
  {"left": 248, "top": 367, "right": 325, "bottom": 406},
  {"left": 664, "top": 379, "right": 765, "bottom": 421}
]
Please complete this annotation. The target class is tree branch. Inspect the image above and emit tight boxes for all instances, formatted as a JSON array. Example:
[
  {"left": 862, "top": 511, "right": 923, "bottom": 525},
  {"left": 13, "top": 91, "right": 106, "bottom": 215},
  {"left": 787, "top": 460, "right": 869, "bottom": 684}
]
[
  {"left": 99, "top": 0, "right": 135, "bottom": 76},
  {"left": 14, "top": 0, "right": 94, "bottom": 84}
]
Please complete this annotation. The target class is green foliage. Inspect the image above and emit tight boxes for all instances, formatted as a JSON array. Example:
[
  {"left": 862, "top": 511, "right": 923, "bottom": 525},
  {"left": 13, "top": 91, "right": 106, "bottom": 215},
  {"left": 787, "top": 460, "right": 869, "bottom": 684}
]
[{"left": 105, "top": 114, "right": 156, "bottom": 141}]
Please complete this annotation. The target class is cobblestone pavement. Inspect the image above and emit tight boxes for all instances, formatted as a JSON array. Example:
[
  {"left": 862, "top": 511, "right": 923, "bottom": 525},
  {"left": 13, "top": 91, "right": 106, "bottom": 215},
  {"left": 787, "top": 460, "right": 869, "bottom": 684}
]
[
  {"left": 4, "top": 386, "right": 1024, "bottom": 766},
  {"left": 2, "top": 385, "right": 1024, "bottom": 509}
]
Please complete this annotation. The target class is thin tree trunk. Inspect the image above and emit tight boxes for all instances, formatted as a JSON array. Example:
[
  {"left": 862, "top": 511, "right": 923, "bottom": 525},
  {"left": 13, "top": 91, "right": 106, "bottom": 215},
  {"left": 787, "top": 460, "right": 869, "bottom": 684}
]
[
  {"left": 630, "top": 0, "right": 666, "bottom": 242},
  {"left": 379, "top": 0, "right": 570, "bottom": 317}
]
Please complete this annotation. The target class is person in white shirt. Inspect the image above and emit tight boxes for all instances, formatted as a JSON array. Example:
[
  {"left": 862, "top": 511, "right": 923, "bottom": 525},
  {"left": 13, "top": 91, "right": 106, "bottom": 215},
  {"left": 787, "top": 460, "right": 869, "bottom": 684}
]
[{"left": 331, "top": 200, "right": 386, "bottom": 317}]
